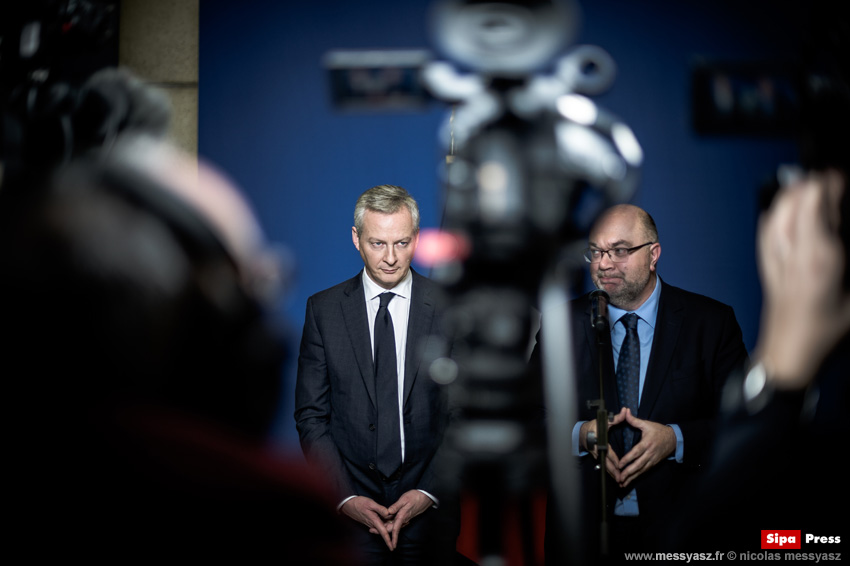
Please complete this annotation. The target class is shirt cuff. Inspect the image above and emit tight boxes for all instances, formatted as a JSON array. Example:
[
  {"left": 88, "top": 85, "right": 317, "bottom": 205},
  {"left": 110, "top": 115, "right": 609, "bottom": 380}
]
[
  {"left": 418, "top": 489, "right": 439, "bottom": 508},
  {"left": 572, "top": 421, "right": 588, "bottom": 456},
  {"left": 668, "top": 424, "right": 683, "bottom": 462},
  {"left": 337, "top": 495, "right": 358, "bottom": 512}
]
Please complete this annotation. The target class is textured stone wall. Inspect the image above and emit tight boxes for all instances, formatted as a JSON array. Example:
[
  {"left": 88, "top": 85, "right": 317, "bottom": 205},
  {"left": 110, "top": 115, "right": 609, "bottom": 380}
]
[{"left": 119, "top": 0, "right": 198, "bottom": 155}]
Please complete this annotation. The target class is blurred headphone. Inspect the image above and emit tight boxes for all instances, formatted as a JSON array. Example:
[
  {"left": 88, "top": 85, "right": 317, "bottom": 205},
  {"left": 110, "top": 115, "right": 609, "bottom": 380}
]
[
  {"left": 3, "top": 64, "right": 287, "bottom": 438},
  {"left": 91, "top": 148, "right": 287, "bottom": 438},
  {"left": 10, "top": 137, "right": 289, "bottom": 441}
]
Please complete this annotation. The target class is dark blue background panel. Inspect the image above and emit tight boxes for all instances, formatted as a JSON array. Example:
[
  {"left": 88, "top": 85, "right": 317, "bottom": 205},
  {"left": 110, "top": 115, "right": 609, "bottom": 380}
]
[{"left": 200, "top": 0, "right": 801, "bottom": 449}]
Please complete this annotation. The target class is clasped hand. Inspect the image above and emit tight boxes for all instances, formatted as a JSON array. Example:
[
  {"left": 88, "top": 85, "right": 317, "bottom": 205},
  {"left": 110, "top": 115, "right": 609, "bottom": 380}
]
[
  {"left": 341, "top": 490, "right": 432, "bottom": 551},
  {"left": 583, "top": 407, "right": 677, "bottom": 488}
]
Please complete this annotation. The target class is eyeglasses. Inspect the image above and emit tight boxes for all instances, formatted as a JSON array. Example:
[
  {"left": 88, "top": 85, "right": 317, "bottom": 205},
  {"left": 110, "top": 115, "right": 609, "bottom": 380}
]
[{"left": 583, "top": 242, "right": 654, "bottom": 263}]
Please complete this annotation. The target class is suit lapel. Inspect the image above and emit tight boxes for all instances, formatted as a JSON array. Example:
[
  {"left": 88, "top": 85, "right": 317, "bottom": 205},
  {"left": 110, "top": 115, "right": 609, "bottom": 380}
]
[
  {"left": 341, "top": 273, "right": 377, "bottom": 408},
  {"left": 639, "top": 282, "right": 683, "bottom": 419},
  {"left": 402, "top": 271, "right": 435, "bottom": 407}
]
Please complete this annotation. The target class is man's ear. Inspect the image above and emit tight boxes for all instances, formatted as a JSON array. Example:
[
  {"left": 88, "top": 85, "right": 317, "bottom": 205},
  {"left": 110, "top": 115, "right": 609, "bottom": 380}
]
[
  {"left": 352, "top": 226, "right": 360, "bottom": 251},
  {"left": 650, "top": 242, "right": 661, "bottom": 271}
]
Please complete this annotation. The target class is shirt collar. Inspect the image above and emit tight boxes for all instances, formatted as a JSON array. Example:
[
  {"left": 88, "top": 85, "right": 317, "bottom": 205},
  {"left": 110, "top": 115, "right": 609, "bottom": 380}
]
[
  {"left": 607, "top": 275, "right": 661, "bottom": 330},
  {"left": 362, "top": 268, "right": 413, "bottom": 301}
]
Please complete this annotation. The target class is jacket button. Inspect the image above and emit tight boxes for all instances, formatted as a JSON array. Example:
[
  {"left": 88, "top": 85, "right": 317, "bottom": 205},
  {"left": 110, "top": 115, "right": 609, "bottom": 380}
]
[
  {"left": 368, "top": 463, "right": 376, "bottom": 470},
  {"left": 369, "top": 424, "right": 376, "bottom": 431}
]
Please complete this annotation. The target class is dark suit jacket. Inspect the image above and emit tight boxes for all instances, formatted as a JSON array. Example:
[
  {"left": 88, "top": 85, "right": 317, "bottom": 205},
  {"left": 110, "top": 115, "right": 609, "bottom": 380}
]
[
  {"left": 535, "top": 279, "right": 748, "bottom": 556},
  {"left": 294, "top": 269, "right": 455, "bottom": 518},
  {"left": 574, "top": 280, "right": 748, "bottom": 518}
]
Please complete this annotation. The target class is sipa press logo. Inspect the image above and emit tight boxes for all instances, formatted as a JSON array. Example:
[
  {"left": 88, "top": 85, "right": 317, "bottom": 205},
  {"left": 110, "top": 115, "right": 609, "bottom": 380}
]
[{"left": 761, "top": 530, "right": 801, "bottom": 549}]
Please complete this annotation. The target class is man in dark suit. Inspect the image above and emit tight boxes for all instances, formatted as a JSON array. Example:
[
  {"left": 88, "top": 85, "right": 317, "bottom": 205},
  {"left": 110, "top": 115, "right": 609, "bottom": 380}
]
[
  {"left": 295, "top": 185, "right": 459, "bottom": 565},
  {"left": 536, "top": 204, "right": 749, "bottom": 561}
]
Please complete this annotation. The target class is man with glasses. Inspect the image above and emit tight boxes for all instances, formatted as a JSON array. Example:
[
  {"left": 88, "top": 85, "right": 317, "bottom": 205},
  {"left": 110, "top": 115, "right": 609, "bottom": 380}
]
[{"left": 536, "top": 204, "right": 748, "bottom": 561}]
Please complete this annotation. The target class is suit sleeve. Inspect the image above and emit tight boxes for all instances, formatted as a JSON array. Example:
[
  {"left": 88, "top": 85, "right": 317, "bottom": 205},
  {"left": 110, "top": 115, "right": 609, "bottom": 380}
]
[
  {"left": 294, "top": 297, "right": 354, "bottom": 498},
  {"left": 676, "top": 302, "right": 749, "bottom": 466}
]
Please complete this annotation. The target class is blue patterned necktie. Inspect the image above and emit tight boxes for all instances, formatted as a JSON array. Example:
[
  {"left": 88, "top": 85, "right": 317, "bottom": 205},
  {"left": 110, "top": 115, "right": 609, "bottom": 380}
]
[
  {"left": 616, "top": 313, "right": 640, "bottom": 453},
  {"left": 374, "top": 292, "right": 401, "bottom": 477}
]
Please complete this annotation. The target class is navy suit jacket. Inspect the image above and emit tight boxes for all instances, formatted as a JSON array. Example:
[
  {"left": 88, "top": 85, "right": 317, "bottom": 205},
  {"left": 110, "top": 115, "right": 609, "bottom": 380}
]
[
  {"left": 573, "top": 280, "right": 748, "bottom": 519},
  {"left": 294, "top": 269, "right": 453, "bottom": 509},
  {"left": 534, "top": 279, "right": 749, "bottom": 528}
]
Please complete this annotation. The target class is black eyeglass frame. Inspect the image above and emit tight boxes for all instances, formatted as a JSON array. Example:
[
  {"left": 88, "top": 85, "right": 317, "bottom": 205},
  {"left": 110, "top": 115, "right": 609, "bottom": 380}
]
[{"left": 583, "top": 241, "right": 655, "bottom": 263}]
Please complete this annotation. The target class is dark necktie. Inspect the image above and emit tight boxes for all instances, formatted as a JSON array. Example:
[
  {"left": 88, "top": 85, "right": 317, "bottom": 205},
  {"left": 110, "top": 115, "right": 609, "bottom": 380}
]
[
  {"left": 616, "top": 313, "right": 640, "bottom": 453},
  {"left": 374, "top": 292, "right": 401, "bottom": 477}
]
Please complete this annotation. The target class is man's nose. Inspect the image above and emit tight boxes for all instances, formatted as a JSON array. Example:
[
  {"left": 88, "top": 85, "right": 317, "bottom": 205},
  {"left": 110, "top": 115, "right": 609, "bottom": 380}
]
[
  {"left": 384, "top": 245, "right": 397, "bottom": 265},
  {"left": 598, "top": 251, "right": 615, "bottom": 269}
]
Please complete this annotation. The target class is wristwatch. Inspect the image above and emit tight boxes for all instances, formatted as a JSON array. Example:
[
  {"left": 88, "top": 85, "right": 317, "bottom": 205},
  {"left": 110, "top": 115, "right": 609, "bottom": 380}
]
[{"left": 743, "top": 360, "right": 773, "bottom": 414}]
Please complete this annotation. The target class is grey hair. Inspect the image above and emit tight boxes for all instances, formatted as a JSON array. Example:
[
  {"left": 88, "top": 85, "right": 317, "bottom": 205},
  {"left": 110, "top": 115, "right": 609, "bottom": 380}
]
[{"left": 353, "top": 184, "right": 420, "bottom": 235}]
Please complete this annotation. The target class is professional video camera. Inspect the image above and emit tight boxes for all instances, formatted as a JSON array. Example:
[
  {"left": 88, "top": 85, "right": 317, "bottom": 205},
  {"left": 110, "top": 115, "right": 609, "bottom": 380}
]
[
  {"left": 0, "top": 0, "right": 120, "bottom": 198},
  {"left": 325, "top": 1, "right": 643, "bottom": 562}
]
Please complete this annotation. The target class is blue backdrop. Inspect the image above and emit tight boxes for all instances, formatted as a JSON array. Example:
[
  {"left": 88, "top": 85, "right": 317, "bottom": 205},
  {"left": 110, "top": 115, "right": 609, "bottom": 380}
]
[{"left": 198, "top": 0, "right": 801, "bottom": 450}]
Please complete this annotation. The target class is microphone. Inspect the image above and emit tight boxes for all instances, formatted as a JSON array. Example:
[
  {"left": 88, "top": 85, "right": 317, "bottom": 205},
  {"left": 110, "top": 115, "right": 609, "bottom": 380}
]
[{"left": 590, "top": 289, "right": 610, "bottom": 332}]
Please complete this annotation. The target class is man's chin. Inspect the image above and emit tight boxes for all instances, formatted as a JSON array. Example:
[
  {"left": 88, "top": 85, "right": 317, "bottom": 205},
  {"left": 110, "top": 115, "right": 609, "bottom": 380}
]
[
  {"left": 597, "top": 285, "right": 628, "bottom": 307},
  {"left": 373, "top": 273, "right": 401, "bottom": 289},
  {"left": 596, "top": 280, "right": 622, "bottom": 294}
]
